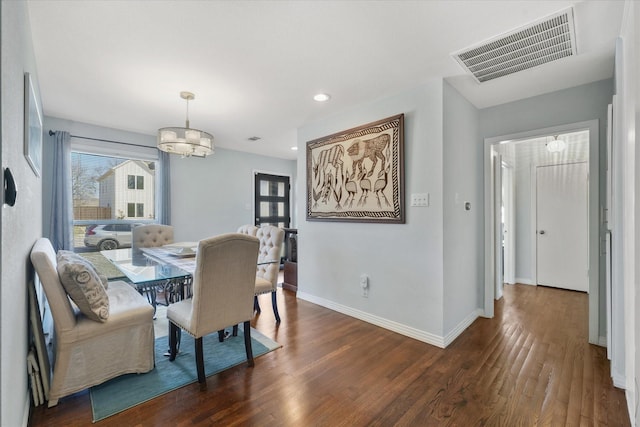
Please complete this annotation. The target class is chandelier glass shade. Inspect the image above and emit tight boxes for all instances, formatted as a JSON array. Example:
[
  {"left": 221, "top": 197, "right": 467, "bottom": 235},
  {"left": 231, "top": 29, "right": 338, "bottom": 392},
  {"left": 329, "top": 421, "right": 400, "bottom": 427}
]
[{"left": 157, "top": 92, "right": 214, "bottom": 158}]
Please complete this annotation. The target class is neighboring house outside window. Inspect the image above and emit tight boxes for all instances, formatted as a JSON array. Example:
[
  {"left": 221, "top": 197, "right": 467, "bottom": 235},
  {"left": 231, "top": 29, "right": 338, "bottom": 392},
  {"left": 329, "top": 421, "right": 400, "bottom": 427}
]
[
  {"left": 98, "top": 161, "right": 155, "bottom": 219},
  {"left": 70, "top": 143, "right": 163, "bottom": 262}
]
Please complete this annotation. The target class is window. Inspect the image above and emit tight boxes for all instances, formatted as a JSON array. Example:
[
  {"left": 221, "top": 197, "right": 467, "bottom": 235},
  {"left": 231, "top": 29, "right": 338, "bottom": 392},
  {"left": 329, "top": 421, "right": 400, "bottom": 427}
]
[
  {"left": 128, "top": 174, "right": 144, "bottom": 189},
  {"left": 127, "top": 203, "right": 145, "bottom": 218},
  {"left": 71, "top": 147, "right": 160, "bottom": 254},
  {"left": 69, "top": 138, "right": 164, "bottom": 279}
]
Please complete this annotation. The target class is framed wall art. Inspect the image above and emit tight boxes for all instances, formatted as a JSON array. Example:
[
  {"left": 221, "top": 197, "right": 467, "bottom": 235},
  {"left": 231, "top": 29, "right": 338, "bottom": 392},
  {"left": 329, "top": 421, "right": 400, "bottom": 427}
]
[
  {"left": 306, "top": 113, "right": 404, "bottom": 223},
  {"left": 24, "top": 72, "right": 43, "bottom": 177}
]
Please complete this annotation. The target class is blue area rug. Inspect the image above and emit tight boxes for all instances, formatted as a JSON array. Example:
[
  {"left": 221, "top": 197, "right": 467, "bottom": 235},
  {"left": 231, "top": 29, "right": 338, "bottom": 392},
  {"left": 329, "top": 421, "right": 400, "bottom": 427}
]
[{"left": 90, "top": 328, "right": 281, "bottom": 422}]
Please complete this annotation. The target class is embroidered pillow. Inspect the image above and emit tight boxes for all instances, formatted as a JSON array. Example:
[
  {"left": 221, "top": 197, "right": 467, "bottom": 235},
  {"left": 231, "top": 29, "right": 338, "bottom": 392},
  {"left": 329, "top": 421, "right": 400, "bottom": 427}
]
[{"left": 56, "top": 251, "right": 110, "bottom": 322}]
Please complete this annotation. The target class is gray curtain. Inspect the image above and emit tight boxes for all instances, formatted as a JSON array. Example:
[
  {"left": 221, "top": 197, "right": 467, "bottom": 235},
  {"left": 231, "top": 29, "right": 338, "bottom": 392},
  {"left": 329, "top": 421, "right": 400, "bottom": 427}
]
[
  {"left": 158, "top": 150, "right": 171, "bottom": 225},
  {"left": 49, "top": 131, "right": 73, "bottom": 250}
]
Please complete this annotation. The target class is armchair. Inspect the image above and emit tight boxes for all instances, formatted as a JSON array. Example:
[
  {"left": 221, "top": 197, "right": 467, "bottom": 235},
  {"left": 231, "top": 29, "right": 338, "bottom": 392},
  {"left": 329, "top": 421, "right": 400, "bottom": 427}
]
[{"left": 29, "top": 238, "right": 154, "bottom": 407}]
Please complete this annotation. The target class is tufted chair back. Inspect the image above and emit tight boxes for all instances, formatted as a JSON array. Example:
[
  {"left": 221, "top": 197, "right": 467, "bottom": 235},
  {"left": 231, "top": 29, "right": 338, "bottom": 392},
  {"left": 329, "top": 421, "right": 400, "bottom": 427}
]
[
  {"left": 132, "top": 224, "right": 174, "bottom": 248},
  {"left": 237, "top": 224, "right": 258, "bottom": 236},
  {"left": 255, "top": 225, "right": 284, "bottom": 292}
]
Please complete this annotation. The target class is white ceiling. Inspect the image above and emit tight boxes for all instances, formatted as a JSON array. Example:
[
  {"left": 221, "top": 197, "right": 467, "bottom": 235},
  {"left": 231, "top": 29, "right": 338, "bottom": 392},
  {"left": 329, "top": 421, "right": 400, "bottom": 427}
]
[
  {"left": 26, "top": 1, "right": 624, "bottom": 160},
  {"left": 496, "top": 129, "right": 590, "bottom": 167}
]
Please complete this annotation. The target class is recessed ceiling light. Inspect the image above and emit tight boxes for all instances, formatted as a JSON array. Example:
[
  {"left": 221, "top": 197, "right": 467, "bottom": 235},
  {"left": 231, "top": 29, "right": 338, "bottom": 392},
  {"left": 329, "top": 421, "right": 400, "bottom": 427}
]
[
  {"left": 313, "top": 93, "right": 331, "bottom": 102},
  {"left": 291, "top": 146, "right": 298, "bottom": 151}
]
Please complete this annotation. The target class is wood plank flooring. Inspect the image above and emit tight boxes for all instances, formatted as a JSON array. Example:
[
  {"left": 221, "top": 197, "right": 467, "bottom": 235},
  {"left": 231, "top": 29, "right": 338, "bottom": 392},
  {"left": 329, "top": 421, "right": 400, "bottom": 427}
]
[{"left": 29, "top": 283, "right": 629, "bottom": 426}]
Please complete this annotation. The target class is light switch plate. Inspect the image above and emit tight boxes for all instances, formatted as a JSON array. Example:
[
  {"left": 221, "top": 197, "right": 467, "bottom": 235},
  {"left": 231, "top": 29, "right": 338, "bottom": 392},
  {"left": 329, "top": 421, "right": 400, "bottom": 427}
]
[{"left": 410, "top": 193, "right": 429, "bottom": 207}]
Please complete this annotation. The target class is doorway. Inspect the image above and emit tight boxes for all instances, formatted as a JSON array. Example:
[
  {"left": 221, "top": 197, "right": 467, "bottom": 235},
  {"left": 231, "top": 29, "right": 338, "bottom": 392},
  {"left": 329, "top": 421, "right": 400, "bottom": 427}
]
[
  {"left": 483, "top": 120, "right": 599, "bottom": 344},
  {"left": 254, "top": 172, "right": 291, "bottom": 228}
]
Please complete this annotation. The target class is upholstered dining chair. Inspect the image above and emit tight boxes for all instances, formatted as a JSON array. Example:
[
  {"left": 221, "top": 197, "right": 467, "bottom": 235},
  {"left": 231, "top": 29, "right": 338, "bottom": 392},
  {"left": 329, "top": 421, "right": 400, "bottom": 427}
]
[
  {"left": 236, "top": 224, "right": 258, "bottom": 236},
  {"left": 132, "top": 224, "right": 177, "bottom": 303},
  {"left": 166, "top": 233, "right": 260, "bottom": 385},
  {"left": 236, "top": 224, "right": 285, "bottom": 323},
  {"left": 132, "top": 224, "right": 174, "bottom": 249},
  {"left": 254, "top": 225, "right": 285, "bottom": 323},
  {"left": 30, "top": 238, "right": 155, "bottom": 407}
]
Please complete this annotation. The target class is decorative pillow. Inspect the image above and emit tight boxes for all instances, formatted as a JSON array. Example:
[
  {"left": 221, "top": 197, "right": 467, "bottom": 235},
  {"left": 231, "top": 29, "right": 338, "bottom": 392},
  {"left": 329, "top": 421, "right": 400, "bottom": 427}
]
[{"left": 56, "top": 251, "right": 110, "bottom": 322}]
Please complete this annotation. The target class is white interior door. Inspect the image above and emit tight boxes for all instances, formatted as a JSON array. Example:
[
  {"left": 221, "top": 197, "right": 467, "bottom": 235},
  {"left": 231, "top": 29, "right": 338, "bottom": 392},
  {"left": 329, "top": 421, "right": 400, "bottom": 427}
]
[{"left": 536, "top": 162, "right": 588, "bottom": 292}]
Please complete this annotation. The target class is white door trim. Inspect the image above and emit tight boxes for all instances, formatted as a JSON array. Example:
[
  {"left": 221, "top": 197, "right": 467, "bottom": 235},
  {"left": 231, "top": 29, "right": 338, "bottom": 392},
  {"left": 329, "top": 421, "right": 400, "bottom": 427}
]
[
  {"left": 483, "top": 119, "right": 599, "bottom": 345},
  {"left": 502, "top": 162, "right": 516, "bottom": 285}
]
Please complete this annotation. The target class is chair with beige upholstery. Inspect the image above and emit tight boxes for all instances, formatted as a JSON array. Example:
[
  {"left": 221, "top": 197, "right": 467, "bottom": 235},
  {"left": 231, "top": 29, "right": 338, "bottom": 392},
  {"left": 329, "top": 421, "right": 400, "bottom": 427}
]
[
  {"left": 132, "top": 224, "right": 176, "bottom": 303},
  {"left": 254, "top": 225, "right": 285, "bottom": 323},
  {"left": 132, "top": 224, "right": 174, "bottom": 249},
  {"left": 166, "top": 233, "right": 260, "bottom": 385},
  {"left": 236, "top": 224, "right": 285, "bottom": 323},
  {"left": 236, "top": 224, "right": 258, "bottom": 236},
  {"left": 30, "top": 238, "right": 155, "bottom": 407}
]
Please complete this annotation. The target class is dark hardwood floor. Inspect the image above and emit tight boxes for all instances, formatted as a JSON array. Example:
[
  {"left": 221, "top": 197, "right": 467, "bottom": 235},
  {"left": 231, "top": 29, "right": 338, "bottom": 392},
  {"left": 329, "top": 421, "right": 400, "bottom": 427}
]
[{"left": 30, "top": 283, "right": 629, "bottom": 426}]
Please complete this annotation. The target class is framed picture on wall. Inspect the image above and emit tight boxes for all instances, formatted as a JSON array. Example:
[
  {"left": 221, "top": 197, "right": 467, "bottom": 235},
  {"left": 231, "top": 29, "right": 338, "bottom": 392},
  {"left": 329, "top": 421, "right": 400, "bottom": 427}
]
[
  {"left": 24, "top": 72, "right": 43, "bottom": 177},
  {"left": 306, "top": 113, "right": 405, "bottom": 223}
]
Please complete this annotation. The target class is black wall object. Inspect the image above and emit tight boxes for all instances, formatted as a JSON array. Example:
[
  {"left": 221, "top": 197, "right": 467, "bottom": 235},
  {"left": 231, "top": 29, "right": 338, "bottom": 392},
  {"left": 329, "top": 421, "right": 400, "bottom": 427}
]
[{"left": 4, "top": 167, "right": 17, "bottom": 206}]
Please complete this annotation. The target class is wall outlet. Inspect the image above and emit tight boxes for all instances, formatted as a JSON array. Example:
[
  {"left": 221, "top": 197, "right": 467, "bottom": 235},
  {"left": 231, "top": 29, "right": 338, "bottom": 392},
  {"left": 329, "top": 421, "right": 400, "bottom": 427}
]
[{"left": 360, "top": 274, "right": 369, "bottom": 297}]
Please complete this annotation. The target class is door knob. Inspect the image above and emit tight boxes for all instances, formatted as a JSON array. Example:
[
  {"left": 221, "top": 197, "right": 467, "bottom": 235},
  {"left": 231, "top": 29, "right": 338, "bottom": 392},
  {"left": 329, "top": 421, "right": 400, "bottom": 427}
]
[{"left": 539, "top": 230, "right": 546, "bottom": 235}]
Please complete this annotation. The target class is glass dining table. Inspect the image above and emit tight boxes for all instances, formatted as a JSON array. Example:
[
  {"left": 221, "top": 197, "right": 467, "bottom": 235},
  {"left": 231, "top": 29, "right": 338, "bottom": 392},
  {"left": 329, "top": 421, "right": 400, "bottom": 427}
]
[
  {"left": 101, "top": 242, "right": 277, "bottom": 313},
  {"left": 101, "top": 243, "right": 199, "bottom": 313}
]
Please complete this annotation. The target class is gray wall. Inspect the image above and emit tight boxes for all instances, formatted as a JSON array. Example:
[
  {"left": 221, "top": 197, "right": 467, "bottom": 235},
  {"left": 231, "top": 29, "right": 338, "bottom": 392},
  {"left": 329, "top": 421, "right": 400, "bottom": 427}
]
[
  {"left": 170, "top": 149, "right": 296, "bottom": 242},
  {"left": 296, "top": 80, "right": 448, "bottom": 340},
  {"left": 1, "top": 1, "right": 41, "bottom": 425},
  {"left": 42, "top": 116, "right": 296, "bottom": 244},
  {"left": 443, "top": 82, "right": 483, "bottom": 334},
  {"left": 480, "top": 78, "right": 614, "bottom": 338},
  {"left": 514, "top": 159, "right": 533, "bottom": 282}
]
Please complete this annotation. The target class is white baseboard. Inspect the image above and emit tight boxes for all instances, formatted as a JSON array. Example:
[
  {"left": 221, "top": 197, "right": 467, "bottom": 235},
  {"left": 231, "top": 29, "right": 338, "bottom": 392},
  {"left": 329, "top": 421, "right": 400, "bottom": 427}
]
[
  {"left": 612, "top": 369, "right": 626, "bottom": 389},
  {"left": 297, "top": 292, "right": 482, "bottom": 349},
  {"left": 626, "top": 389, "right": 635, "bottom": 427},
  {"left": 597, "top": 336, "right": 607, "bottom": 347},
  {"left": 22, "top": 391, "right": 30, "bottom": 427},
  {"left": 297, "top": 291, "right": 446, "bottom": 348},
  {"left": 515, "top": 278, "right": 534, "bottom": 285},
  {"left": 444, "top": 309, "right": 482, "bottom": 347}
]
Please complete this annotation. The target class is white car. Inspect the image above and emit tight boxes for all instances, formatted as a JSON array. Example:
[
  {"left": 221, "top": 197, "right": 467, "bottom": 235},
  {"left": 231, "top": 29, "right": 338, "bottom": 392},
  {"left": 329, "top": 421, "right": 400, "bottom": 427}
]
[{"left": 84, "top": 224, "right": 133, "bottom": 251}]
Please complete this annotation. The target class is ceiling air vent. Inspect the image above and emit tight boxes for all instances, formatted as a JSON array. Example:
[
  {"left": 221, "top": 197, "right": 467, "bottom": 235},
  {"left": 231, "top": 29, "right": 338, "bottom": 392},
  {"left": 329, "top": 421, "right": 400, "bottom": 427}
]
[{"left": 452, "top": 7, "right": 577, "bottom": 83}]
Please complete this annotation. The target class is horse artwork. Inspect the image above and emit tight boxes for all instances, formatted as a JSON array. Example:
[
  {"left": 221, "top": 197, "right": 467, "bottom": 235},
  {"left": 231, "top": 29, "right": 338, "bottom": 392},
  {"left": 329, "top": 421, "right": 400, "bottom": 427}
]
[{"left": 306, "top": 114, "right": 404, "bottom": 223}]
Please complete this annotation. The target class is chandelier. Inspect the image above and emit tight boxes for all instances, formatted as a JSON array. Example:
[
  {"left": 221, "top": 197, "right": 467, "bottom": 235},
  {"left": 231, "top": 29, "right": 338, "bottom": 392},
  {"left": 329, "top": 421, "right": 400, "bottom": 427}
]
[
  {"left": 157, "top": 91, "right": 214, "bottom": 158},
  {"left": 546, "top": 135, "right": 567, "bottom": 153}
]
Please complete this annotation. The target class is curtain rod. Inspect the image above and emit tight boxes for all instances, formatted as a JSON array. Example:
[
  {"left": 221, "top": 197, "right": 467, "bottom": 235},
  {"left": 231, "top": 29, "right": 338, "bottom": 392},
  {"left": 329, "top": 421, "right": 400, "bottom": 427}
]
[{"left": 48, "top": 129, "right": 156, "bottom": 150}]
